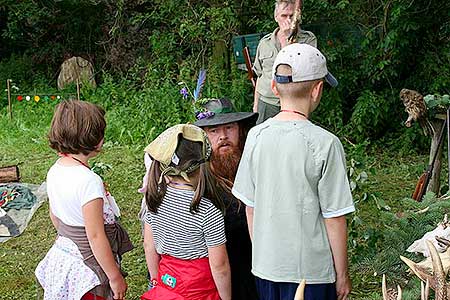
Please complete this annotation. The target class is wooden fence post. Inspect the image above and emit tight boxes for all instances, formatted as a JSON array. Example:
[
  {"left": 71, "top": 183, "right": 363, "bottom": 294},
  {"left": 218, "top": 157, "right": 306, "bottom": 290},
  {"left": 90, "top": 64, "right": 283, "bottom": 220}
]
[
  {"left": 7, "top": 79, "right": 12, "bottom": 120},
  {"left": 428, "top": 118, "right": 446, "bottom": 194}
]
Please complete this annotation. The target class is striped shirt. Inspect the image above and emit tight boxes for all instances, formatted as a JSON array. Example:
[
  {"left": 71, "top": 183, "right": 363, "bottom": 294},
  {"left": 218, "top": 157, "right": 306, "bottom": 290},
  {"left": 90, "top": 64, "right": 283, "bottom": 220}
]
[{"left": 144, "top": 186, "right": 226, "bottom": 260}]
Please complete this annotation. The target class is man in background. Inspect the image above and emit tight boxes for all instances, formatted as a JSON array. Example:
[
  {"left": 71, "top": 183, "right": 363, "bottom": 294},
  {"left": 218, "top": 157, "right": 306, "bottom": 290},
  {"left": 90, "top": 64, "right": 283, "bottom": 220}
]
[{"left": 253, "top": 0, "right": 317, "bottom": 124}]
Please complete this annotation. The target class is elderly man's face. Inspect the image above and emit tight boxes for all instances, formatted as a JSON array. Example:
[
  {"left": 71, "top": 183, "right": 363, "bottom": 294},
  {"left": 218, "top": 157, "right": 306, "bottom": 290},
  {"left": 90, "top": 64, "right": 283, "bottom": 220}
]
[
  {"left": 204, "top": 122, "right": 240, "bottom": 155},
  {"left": 275, "top": 3, "right": 295, "bottom": 29}
]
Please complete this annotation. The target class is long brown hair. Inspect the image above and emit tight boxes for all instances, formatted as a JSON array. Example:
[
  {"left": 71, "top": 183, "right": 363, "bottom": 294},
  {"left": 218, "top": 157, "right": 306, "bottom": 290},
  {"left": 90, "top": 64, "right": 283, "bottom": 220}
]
[{"left": 145, "top": 138, "right": 225, "bottom": 214}]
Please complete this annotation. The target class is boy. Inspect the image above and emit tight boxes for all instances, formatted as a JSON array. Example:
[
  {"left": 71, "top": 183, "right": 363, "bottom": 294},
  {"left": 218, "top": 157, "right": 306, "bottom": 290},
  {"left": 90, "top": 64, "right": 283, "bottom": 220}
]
[{"left": 232, "top": 43, "right": 355, "bottom": 300}]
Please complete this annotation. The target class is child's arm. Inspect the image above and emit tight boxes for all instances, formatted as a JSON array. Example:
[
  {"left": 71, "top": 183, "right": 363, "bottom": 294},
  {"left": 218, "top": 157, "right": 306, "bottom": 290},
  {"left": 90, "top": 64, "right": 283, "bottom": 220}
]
[
  {"left": 208, "top": 244, "right": 231, "bottom": 300},
  {"left": 143, "top": 222, "right": 160, "bottom": 281},
  {"left": 246, "top": 206, "right": 254, "bottom": 242},
  {"left": 83, "top": 198, "right": 127, "bottom": 300},
  {"left": 324, "top": 216, "right": 351, "bottom": 300}
]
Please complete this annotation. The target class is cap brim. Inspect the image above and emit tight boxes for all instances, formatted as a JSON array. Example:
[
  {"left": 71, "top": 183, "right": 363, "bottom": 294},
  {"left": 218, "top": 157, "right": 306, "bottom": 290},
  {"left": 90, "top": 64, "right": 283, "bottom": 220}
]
[
  {"left": 194, "top": 112, "right": 258, "bottom": 127},
  {"left": 325, "top": 72, "right": 338, "bottom": 87}
]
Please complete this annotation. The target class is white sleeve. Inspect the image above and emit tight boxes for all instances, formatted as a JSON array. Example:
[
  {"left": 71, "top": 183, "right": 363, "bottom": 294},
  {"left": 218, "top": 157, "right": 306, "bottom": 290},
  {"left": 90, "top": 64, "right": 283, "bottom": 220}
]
[{"left": 80, "top": 174, "right": 104, "bottom": 207}]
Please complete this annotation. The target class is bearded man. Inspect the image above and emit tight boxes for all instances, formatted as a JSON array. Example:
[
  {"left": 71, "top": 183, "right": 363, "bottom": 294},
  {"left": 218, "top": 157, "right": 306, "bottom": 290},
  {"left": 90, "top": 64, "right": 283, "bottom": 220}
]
[{"left": 195, "top": 98, "right": 259, "bottom": 300}]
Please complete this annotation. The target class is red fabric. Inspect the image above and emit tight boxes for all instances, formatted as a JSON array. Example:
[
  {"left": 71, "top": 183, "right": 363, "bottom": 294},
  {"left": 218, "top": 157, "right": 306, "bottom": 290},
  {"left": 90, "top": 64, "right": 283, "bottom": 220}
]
[
  {"left": 81, "top": 292, "right": 106, "bottom": 300},
  {"left": 141, "top": 255, "right": 220, "bottom": 300}
]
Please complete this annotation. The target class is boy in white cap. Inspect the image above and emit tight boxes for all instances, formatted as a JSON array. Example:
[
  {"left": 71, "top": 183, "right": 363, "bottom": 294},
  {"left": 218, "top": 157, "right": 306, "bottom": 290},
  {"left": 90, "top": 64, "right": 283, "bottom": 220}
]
[{"left": 232, "top": 43, "right": 355, "bottom": 300}]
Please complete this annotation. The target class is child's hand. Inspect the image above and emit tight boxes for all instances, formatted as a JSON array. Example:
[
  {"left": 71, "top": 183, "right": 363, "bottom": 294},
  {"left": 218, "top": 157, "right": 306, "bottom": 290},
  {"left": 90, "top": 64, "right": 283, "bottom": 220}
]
[
  {"left": 336, "top": 273, "right": 351, "bottom": 300},
  {"left": 110, "top": 275, "right": 127, "bottom": 300}
]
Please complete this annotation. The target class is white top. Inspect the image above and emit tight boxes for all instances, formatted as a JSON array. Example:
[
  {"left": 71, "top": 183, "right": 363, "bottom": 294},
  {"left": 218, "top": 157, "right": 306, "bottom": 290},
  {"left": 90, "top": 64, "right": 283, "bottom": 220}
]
[{"left": 46, "top": 159, "right": 119, "bottom": 226}]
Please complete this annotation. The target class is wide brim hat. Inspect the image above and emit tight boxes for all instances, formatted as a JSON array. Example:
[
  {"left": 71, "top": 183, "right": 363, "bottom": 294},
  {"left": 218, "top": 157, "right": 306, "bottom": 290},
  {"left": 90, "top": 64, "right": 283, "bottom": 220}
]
[
  {"left": 144, "top": 124, "right": 211, "bottom": 181},
  {"left": 194, "top": 98, "right": 258, "bottom": 127}
]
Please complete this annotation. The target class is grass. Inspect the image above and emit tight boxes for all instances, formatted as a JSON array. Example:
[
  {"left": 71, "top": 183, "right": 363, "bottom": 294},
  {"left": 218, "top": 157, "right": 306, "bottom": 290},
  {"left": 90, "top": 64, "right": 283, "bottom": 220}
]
[
  {"left": 0, "top": 101, "right": 149, "bottom": 299},
  {"left": 0, "top": 98, "right": 443, "bottom": 300}
]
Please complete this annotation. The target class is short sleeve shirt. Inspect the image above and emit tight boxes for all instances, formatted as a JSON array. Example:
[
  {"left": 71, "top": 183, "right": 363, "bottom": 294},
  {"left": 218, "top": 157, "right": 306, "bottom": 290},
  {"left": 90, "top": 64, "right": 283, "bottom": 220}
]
[
  {"left": 253, "top": 28, "right": 317, "bottom": 106},
  {"left": 144, "top": 186, "right": 226, "bottom": 260},
  {"left": 47, "top": 161, "right": 113, "bottom": 226},
  {"left": 232, "top": 118, "right": 355, "bottom": 283}
]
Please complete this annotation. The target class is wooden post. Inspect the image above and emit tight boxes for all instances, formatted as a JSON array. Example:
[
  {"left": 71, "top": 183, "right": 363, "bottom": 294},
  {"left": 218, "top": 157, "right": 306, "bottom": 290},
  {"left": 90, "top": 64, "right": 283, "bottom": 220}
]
[
  {"left": 7, "top": 79, "right": 12, "bottom": 120},
  {"left": 428, "top": 118, "right": 446, "bottom": 194},
  {"left": 76, "top": 79, "right": 80, "bottom": 101},
  {"left": 447, "top": 108, "right": 450, "bottom": 190}
]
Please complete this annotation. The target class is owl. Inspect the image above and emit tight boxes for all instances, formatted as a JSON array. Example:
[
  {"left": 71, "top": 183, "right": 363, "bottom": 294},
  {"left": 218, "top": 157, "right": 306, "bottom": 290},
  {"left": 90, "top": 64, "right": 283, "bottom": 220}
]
[{"left": 399, "top": 88, "right": 432, "bottom": 135}]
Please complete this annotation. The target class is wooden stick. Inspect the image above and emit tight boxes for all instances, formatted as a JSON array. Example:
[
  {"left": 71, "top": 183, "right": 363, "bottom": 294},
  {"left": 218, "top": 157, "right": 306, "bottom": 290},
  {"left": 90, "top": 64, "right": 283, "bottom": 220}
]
[
  {"left": 76, "top": 79, "right": 80, "bottom": 101},
  {"left": 7, "top": 79, "right": 12, "bottom": 120}
]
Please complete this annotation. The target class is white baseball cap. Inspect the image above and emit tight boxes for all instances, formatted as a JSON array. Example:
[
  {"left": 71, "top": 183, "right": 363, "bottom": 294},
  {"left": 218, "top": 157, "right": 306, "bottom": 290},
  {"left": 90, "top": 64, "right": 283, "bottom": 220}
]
[{"left": 273, "top": 43, "right": 338, "bottom": 87}]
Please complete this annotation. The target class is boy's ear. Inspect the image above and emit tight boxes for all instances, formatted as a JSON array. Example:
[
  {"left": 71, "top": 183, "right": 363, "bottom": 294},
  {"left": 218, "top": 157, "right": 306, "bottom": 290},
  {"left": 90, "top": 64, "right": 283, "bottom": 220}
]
[
  {"left": 311, "top": 80, "right": 324, "bottom": 102},
  {"left": 271, "top": 79, "right": 280, "bottom": 97}
]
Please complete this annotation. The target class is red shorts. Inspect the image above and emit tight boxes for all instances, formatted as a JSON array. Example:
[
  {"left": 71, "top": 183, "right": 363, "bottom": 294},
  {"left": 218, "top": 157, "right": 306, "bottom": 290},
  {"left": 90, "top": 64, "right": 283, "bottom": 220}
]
[{"left": 141, "top": 255, "right": 220, "bottom": 300}]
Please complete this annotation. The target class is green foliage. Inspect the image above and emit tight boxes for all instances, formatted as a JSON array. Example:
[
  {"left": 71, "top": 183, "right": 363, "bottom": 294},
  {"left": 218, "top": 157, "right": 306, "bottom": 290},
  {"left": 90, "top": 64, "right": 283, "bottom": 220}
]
[
  {"left": 424, "top": 93, "right": 450, "bottom": 115},
  {"left": 91, "top": 161, "right": 112, "bottom": 180},
  {"left": 311, "top": 88, "right": 344, "bottom": 133},
  {"left": 346, "top": 90, "right": 394, "bottom": 143},
  {"left": 1, "top": 0, "right": 449, "bottom": 145},
  {"left": 352, "top": 189, "right": 450, "bottom": 298},
  {"left": 346, "top": 142, "right": 384, "bottom": 262}
]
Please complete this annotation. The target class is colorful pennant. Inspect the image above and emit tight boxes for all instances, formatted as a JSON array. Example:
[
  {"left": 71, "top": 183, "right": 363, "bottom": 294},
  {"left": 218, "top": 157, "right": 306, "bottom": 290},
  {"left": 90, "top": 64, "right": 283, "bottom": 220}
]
[{"left": 15, "top": 95, "right": 62, "bottom": 102}]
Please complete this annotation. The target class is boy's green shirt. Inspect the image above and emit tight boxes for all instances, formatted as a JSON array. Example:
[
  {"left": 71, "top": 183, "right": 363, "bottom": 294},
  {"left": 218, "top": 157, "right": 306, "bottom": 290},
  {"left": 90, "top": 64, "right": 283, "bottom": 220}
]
[{"left": 232, "top": 118, "right": 355, "bottom": 283}]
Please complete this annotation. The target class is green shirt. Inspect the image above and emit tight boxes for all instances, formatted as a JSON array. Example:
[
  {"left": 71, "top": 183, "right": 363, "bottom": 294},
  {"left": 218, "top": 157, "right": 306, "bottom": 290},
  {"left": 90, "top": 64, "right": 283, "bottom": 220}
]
[
  {"left": 253, "top": 29, "right": 317, "bottom": 106},
  {"left": 232, "top": 118, "right": 355, "bottom": 283}
]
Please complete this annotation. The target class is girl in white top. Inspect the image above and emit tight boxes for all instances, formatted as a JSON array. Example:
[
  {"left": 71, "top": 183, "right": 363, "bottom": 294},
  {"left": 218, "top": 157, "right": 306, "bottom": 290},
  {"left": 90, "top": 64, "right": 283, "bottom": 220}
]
[{"left": 35, "top": 100, "right": 132, "bottom": 300}]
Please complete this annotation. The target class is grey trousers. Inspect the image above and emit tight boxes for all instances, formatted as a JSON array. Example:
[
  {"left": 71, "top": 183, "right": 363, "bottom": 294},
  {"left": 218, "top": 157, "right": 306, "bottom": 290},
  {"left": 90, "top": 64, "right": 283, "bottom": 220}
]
[{"left": 256, "top": 99, "right": 280, "bottom": 124}]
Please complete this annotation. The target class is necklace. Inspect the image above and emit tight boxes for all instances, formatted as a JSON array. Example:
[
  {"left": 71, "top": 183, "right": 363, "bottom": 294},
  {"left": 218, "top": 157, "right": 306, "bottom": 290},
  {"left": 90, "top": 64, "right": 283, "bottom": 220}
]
[
  {"left": 169, "top": 181, "right": 194, "bottom": 188},
  {"left": 280, "top": 109, "right": 308, "bottom": 119},
  {"left": 60, "top": 153, "right": 90, "bottom": 169},
  {"left": 59, "top": 153, "right": 110, "bottom": 194}
]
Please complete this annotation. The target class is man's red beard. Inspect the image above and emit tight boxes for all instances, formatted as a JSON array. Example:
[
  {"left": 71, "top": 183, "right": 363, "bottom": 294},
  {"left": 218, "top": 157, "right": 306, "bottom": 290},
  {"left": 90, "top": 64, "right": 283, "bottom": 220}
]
[{"left": 210, "top": 144, "right": 242, "bottom": 184}]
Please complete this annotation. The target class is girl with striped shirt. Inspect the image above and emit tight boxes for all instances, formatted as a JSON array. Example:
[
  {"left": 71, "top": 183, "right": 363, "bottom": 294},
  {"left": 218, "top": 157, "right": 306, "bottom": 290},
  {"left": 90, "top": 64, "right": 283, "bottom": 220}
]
[{"left": 140, "top": 124, "right": 231, "bottom": 300}]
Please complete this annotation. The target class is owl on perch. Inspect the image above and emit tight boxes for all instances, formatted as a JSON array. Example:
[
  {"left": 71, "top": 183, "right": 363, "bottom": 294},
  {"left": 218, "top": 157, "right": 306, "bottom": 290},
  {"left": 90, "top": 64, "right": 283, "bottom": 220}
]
[{"left": 400, "top": 88, "right": 432, "bottom": 135}]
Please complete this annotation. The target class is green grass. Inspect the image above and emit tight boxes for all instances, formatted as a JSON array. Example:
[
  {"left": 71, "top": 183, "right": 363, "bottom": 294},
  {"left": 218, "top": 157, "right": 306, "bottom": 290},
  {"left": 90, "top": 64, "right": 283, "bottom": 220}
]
[
  {"left": 0, "top": 99, "right": 442, "bottom": 300},
  {"left": 0, "top": 101, "right": 149, "bottom": 299}
]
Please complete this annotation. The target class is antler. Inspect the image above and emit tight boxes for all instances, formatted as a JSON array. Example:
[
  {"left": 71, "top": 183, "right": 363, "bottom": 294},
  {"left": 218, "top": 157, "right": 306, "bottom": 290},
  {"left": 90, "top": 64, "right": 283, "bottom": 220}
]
[
  {"left": 400, "top": 241, "right": 449, "bottom": 300},
  {"left": 421, "top": 279, "right": 430, "bottom": 300},
  {"left": 382, "top": 274, "right": 402, "bottom": 300},
  {"left": 294, "top": 279, "right": 306, "bottom": 300},
  {"left": 427, "top": 240, "right": 448, "bottom": 300}
]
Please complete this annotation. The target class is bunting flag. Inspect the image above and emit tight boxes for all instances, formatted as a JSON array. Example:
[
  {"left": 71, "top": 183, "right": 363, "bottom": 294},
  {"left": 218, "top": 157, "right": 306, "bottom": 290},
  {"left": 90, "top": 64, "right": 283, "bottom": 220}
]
[{"left": 15, "top": 95, "right": 62, "bottom": 102}]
